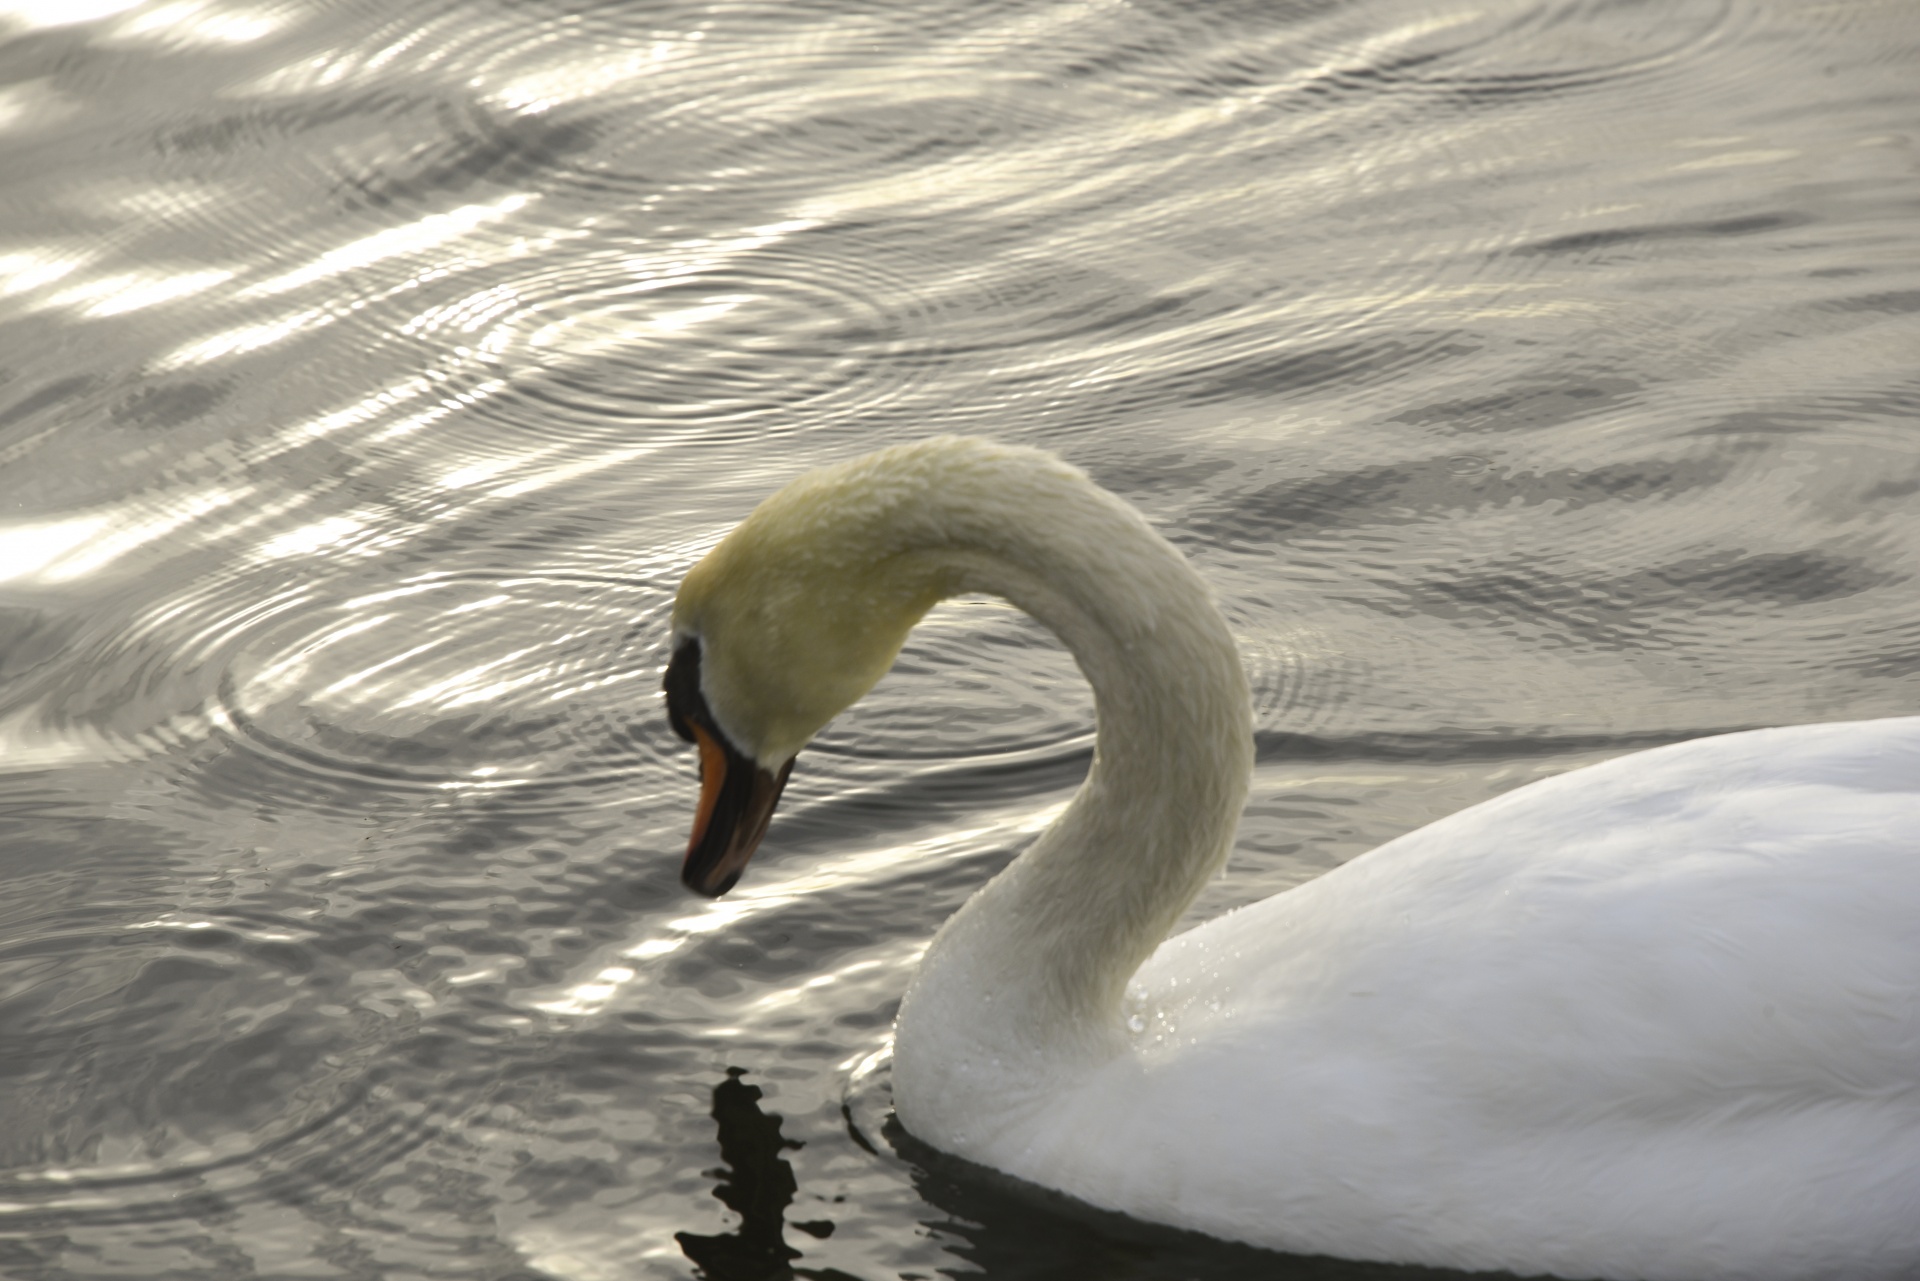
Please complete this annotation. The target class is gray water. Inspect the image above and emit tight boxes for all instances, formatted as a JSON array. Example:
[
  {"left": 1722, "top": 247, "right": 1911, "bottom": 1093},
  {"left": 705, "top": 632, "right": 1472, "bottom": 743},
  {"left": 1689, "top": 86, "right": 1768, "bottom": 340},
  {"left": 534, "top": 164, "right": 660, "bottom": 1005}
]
[{"left": 1, "top": 1, "right": 1917, "bottom": 1277}]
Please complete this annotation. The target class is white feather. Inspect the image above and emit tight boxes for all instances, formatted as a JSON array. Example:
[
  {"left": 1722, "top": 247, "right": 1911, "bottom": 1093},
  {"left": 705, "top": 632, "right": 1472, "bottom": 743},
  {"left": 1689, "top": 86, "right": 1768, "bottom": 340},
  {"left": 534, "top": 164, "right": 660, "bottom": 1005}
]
[{"left": 681, "top": 437, "right": 1920, "bottom": 1280}]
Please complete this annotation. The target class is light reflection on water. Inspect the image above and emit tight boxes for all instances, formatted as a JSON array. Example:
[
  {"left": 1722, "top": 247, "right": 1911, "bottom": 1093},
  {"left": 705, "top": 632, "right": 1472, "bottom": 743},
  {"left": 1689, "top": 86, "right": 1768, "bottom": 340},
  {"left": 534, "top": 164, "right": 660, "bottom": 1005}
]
[{"left": 0, "top": 0, "right": 1916, "bottom": 1277}]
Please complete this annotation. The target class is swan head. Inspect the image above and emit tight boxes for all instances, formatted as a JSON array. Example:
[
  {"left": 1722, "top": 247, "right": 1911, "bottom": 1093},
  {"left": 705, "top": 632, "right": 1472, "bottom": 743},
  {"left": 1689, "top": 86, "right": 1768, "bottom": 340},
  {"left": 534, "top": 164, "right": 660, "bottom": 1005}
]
[{"left": 663, "top": 451, "right": 955, "bottom": 896}]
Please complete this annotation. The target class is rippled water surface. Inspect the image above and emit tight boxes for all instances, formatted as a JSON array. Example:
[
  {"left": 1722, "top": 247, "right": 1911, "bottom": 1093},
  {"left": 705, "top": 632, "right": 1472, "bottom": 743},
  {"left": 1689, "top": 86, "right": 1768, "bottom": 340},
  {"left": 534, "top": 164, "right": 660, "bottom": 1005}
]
[{"left": 1, "top": 0, "right": 1917, "bottom": 1276}]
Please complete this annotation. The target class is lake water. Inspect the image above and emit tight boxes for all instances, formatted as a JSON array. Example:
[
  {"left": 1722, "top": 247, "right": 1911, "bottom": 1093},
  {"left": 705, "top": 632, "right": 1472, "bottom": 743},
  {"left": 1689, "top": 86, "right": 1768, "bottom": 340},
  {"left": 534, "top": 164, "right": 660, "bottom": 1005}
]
[{"left": 1, "top": 0, "right": 1916, "bottom": 1277}]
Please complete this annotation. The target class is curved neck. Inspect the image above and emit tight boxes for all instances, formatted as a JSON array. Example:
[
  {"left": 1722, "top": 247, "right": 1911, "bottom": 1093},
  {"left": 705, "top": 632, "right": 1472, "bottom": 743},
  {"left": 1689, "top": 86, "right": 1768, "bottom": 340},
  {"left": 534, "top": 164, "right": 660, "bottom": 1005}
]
[{"left": 897, "top": 466, "right": 1252, "bottom": 1063}]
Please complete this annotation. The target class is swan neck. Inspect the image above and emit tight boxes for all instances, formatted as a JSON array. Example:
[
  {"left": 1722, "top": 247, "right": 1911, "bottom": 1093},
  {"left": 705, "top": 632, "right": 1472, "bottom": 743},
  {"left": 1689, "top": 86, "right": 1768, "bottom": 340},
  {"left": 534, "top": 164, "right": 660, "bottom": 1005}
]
[{"left": 907, "top": 486, "right": 1253, "bottom": 1052}]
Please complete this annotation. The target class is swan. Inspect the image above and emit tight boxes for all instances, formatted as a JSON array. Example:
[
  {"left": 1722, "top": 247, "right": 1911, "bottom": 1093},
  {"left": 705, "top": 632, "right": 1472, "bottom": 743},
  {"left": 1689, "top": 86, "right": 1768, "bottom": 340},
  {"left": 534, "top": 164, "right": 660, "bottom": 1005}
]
[{"left": 660, "top": 436, "right": 1920, "bottom": 1280}]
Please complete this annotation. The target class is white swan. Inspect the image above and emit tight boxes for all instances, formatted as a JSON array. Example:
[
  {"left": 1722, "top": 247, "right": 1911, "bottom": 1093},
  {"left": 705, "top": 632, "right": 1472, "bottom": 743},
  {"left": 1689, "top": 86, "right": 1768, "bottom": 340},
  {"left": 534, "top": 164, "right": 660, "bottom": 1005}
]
[{"left": 661, "top": 436, "right": 1920, "bottom": 1281}]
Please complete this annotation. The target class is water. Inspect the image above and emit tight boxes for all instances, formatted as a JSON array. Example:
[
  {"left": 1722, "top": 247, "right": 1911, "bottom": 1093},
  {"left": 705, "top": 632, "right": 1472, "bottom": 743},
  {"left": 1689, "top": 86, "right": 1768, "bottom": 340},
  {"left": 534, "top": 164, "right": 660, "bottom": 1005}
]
[{"left": 1, "top": 0, "right": 1916, "bottom": 1276}]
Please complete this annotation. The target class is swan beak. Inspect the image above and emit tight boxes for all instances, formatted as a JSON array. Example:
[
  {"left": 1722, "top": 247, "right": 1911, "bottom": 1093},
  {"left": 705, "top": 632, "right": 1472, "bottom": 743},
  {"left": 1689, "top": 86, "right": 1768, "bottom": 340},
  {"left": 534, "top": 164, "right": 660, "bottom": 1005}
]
[
  {"left": 663, "top": 636, "right": 795, "bottom": 896},
  {"left": 681, "top": 723, "right": 794, "bottom": 897}
]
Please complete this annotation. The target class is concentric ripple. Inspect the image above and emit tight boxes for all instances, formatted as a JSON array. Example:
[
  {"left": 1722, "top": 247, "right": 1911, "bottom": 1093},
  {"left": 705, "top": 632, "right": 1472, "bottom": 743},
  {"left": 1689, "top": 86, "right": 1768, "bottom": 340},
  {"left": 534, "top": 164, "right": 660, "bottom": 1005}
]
[
  {"left": 0, "top": 910, "right": 455, "bottom": 1232},
  {"left": 806, "top": 597, "right": 1093, "bottom": 768},
  {"left": 198, "top": 571, "right": 674, "bottom": 818},
  {"left": 1409, "top": 0, "right": 1747, "bottom": 101},
  {"left": 435, "top": 232, "right": 939, "bottom": 439}
]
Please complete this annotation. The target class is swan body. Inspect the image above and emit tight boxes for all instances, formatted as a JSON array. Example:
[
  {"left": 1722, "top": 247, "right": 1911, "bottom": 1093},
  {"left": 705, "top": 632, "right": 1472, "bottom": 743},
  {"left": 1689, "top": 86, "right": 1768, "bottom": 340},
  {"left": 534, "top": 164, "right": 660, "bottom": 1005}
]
[{"left": 664, "top": 437, "right": 1920, "bottom": 1280}]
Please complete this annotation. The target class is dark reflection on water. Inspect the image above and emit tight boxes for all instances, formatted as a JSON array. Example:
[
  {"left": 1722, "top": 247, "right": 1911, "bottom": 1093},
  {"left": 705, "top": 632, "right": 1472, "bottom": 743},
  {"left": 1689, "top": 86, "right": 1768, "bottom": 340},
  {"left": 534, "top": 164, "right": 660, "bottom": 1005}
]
[
  {"left": 892, "top": 1126, "right": 1486, "bottom": 1281},
  {"left": 1, "top": 0, "right": 1917, "bottom": 1276},
  {"left": 676, "top": 1068, "right": 851, "bottom": 1281}
]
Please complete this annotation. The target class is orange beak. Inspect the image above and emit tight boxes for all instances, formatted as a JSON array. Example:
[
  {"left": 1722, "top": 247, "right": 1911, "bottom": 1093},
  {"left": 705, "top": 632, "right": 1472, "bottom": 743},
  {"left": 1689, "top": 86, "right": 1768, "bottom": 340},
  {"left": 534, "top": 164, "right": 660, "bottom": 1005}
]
[
  {"left": 664, "top": 637, "right": 793, "bottom": 897},
  {"left": 681, "top": 722, "right": 792, "bottom": 897}
]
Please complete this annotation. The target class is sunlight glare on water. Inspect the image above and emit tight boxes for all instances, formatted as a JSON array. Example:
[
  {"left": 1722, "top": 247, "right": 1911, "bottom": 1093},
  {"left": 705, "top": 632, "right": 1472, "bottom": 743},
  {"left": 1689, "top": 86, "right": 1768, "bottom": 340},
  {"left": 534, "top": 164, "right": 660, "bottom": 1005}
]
[{"left": 0, "top": 0, "right": 1916, "bottom": 1277}]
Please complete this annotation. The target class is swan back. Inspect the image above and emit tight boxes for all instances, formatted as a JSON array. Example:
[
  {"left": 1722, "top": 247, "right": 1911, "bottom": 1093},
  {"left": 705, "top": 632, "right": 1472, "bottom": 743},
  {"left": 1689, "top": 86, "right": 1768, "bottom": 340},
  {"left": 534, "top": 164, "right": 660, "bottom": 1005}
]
[{"left": 1055, "top": 716, "right": 1920, "bottom": 1279}]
